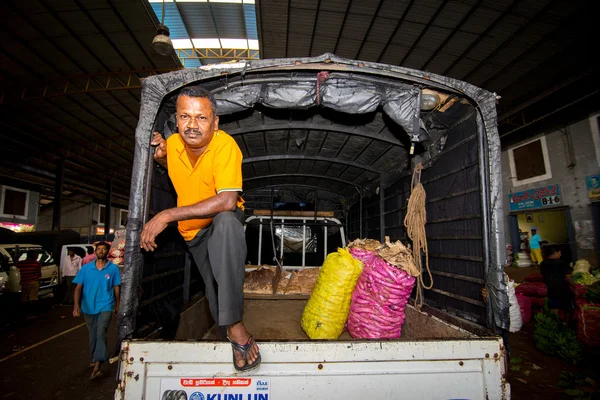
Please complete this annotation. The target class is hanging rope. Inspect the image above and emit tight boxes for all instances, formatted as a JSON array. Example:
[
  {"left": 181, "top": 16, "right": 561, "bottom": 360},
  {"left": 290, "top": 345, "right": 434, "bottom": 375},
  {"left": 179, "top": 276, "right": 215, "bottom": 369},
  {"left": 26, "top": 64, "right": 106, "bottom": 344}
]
[{"left": 403, "top": 162, "right": 433, "bottom": 309}]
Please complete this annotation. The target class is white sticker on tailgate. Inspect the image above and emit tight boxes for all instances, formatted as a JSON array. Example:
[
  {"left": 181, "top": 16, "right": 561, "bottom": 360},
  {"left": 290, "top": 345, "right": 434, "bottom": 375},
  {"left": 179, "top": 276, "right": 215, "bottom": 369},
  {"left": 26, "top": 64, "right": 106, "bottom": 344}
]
[{"left": 160, "top": 378, "right": 270, "bottom": 400}]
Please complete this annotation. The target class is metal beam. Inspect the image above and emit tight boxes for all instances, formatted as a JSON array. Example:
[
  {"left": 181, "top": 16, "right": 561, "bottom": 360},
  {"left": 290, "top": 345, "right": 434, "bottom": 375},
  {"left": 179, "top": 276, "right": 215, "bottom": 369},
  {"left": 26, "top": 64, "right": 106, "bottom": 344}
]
[
  {"left": 377, "top": 0, "right": 417, "bottom": 63},
  {"left": 498, "top": 71, "right": 592, "bottom": 122},
  {"left": 462, "top": 0, "right": 559, "bottom": 83},
  {"left": 243, "top": 155, "right": 379, "bottom": 173},
  {"left": 172, "top": 0, "right": 201, "bottom": 67},
  {"left": 243, "top": 174, "right": 360, "bottom": 188},
  {"left": 0, "top": 70, "right": 173, "bottom": 104},
  {"left": 420, "top": 0, "right": 483, "bottom": 71},
  {"left": 227, "top": 123, "right": 403, "bottom": 146},
  {"left": 333, "top": 0, "right": 354, "bottom": 55},
  {"left": 0, "top": 43, "right": 136, "bottom": 150},
  {"left": 308, "top": 0, "right": 322, "bottom": 57},
  {"left": 442, "top": 0, "right": 521, "bottom": 76},
  {"left": 35, "top": 0, "right": 147, "bottom": 107},
  {"left": 106, "top": 0, "right": 158, "bottom": 69},
  {"left": 207, "top": 0, "right": 224, "bottom": 50},
  {"left": 354, "top": 0, "right": 385, "bottom": 60},
  {"left": 1, "top": 2, "right": 146, "bottom": 119},
  {"left": 0, "top": 163, "right": 130, "bottom": 202},
  {"left": 285, "top": 0, "right": 291, "bottom": 57},
  {"left": 175, "top": 48, "right": 260, "bottom": 62},
  {"left": 52, "top": 158, "right": 64, "bottom": 230},
  {"left": 243, "top": 184, "right": 345, "bottom": 198},
  {"left": 398, "top": 0, "right": 450, "bottom": 66}
]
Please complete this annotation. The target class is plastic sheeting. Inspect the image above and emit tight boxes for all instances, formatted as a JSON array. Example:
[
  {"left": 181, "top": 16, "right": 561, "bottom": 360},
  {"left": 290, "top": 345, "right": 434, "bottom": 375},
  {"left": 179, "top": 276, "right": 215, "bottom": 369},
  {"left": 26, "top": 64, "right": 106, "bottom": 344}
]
[
  {"left": 119, "top": 53, "right": 509, "bottom": 348},
  {"left": 275, "top": 226, "right": 317, "bottom": 253},
  {"left": 214, "top": 78, "right": 422, "bottom": 141}
]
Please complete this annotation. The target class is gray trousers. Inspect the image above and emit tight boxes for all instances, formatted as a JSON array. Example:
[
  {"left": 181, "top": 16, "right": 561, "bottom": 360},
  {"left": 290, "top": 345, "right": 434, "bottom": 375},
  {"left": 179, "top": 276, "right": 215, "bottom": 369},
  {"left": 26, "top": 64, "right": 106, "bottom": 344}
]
[{"left": 186, "top": 209, "right": 247, "bottom": 327}]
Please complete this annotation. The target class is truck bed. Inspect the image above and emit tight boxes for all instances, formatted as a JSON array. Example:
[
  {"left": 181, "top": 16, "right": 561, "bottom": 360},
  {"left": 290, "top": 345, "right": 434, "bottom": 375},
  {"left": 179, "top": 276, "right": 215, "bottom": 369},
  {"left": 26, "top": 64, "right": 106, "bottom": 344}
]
[{"left": 200, "top": 298, "right": 473, "bottom": 341}]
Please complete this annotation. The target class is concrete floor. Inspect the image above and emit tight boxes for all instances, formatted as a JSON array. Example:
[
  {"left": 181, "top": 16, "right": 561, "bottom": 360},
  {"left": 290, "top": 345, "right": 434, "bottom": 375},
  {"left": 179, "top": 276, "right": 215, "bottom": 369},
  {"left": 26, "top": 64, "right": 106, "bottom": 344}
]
[{"left": 1, "top": 297, "right": 116, "bottom": 400}]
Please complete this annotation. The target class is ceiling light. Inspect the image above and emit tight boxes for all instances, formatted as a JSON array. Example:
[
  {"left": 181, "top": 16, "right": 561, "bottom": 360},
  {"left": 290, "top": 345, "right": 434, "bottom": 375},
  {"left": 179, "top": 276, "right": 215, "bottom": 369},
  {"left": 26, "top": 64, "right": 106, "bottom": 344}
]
[
  {"left": 152, "top": 0, "right": 173, "bottom": 56},
  {"left": 152, "top": 24, "right": 173, "bottom": 56},
  {"left": 420, "top": 92, "right": 441, "bottom": 111}
]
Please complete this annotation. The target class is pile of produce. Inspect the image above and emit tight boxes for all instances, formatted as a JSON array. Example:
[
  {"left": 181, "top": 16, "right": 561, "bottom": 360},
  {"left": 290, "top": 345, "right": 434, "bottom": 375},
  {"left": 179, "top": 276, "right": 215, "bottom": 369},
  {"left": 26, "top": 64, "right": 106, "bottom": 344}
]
[
  {"left": 569, "top": 269, "right": 600, "bottom": 298},
  {"left": 301, "top": 248, "right": 363, "bottom": 339},
  {"left": 107, "top": 228, "right": 126, "bottom": 266},
  {"left": 534, "top": 302, "right": 582, "bottom": 364},
  {"left": 572, "top": 271, "right": 600, "bottom": 286},
  {"left": 515, "top": 280, "right": 548, "bottom": 309},
  {"left": 346, "top": 238, "right": 417, "bottom": 339}
]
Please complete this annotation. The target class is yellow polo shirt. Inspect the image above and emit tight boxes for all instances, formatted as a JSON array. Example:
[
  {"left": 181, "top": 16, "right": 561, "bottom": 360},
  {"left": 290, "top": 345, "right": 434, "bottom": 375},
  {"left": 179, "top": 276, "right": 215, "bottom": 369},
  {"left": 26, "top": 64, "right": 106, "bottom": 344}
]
[{"left": 166, "top": 130, "right": 244, "bottom": 241}]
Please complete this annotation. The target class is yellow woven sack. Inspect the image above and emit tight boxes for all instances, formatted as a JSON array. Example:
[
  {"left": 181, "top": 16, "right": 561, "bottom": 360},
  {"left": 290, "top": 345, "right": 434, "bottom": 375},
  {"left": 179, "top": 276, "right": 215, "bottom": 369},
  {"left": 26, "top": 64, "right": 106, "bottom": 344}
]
[{"left": 301, "top": 247, "right": 363, "bottom": 339}]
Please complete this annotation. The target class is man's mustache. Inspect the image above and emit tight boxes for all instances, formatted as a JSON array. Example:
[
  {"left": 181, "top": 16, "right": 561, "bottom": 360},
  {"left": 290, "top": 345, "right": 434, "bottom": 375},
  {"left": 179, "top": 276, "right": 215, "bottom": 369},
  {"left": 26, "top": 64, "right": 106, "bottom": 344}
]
[{"left": 184, "top": 128, "right": 201, "bottom": 135}]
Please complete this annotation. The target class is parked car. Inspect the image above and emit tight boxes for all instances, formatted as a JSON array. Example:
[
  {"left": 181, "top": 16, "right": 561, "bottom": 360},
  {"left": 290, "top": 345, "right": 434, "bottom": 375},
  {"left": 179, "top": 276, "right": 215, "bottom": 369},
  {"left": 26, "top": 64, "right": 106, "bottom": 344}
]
[{"left": 0, "top": 244, "right": 59, "bottom": 296}]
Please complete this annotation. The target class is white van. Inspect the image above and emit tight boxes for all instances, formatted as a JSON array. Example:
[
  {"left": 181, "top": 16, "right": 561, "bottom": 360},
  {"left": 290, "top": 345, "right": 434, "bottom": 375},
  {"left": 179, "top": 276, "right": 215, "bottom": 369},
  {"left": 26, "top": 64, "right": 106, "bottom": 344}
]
[{"left": 0, "top": 244, "right": 60, "bottom": 295}]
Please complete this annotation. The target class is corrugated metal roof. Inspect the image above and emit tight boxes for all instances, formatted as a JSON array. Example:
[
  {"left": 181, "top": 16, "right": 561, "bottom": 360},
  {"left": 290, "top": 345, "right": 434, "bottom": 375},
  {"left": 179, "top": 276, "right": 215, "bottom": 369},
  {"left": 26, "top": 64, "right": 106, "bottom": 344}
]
[{"left": 149, "top": 0, "right": 260, "bottom": 66}]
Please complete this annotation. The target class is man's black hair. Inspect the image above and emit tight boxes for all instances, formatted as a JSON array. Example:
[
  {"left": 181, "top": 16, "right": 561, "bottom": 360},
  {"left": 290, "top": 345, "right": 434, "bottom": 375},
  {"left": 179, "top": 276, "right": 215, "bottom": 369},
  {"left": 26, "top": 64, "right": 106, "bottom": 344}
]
[
  {"left": 545, "top": 245, "right": 562, "bottom": 257},
  {"left": 177, "top": 86, "right": 218, "bottom": 116},
  {"left": 96, "top": 241, "right": 111, "bottom": 251}
]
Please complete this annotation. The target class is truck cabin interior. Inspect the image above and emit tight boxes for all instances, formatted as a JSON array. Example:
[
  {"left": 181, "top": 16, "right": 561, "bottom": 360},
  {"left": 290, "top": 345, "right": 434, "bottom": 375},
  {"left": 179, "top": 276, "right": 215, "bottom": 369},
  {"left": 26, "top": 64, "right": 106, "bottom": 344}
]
[{"left": 119, "top": 55, "right": 507, "bottom": 345}]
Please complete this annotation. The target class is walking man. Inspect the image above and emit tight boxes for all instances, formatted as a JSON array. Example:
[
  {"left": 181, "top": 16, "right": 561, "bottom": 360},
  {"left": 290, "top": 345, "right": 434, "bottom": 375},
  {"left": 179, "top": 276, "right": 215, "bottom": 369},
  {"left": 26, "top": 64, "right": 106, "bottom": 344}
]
[
  {"left": 140, "top": 86, "right": 260, "bottom": 372},
  {"left": 73, "top": 242, "right": 120, "bottom": 379},
  {"left": 62, "top": 248, "right": 82, "bottom": 304}
]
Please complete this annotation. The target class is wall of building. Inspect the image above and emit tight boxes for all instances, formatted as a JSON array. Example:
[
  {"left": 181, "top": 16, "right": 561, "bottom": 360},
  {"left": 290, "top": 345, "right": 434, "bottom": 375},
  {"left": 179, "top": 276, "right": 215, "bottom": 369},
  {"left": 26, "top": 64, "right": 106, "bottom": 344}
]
[
  {"left": 502, "top": 112, "right": 600, "bottom": 265},
  {"left": 0, "top": 183, "right": 40, "bottom": 228},
  {"left": 516, "top": 210, "right": 569, "bottom": 244},
  {"left": 37, "top": 193, "right": 127, "bottom": 235}
]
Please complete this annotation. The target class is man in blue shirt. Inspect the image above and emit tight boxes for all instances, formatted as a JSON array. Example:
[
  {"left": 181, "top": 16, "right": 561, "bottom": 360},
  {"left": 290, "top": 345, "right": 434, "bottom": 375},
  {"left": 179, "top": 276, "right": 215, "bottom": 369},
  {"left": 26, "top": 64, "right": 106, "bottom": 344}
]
[
  {"left": 73, "top": 241, "right": 120, "bottom": 379},
  {"left": 529, "top": 229, "right": 543, "bottom": 266}
]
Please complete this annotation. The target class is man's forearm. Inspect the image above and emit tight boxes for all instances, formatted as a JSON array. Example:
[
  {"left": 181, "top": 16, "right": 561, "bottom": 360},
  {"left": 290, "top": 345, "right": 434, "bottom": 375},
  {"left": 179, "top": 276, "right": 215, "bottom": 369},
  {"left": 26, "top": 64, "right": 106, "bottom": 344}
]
[
  {"left": 162, "top": 192, "right": 238, "bottom": 223},
  {"left": 114, "top": 286, "right": 120, "bottom": 312}
]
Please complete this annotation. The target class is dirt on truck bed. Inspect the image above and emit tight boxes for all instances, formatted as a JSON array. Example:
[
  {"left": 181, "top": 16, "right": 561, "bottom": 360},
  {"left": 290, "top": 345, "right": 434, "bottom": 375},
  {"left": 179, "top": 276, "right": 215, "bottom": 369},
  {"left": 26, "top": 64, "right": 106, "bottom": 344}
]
[{"left": 202, "top": 298, "right": 473, "bottom": 341}]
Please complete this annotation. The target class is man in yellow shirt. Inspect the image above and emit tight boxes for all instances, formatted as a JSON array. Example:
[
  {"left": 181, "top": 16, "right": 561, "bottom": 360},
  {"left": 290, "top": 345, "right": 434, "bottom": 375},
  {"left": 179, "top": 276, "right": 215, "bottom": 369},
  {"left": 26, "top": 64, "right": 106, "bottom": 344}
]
[{"left": 140, "top": 86, "right": 260, "bottom": 372}]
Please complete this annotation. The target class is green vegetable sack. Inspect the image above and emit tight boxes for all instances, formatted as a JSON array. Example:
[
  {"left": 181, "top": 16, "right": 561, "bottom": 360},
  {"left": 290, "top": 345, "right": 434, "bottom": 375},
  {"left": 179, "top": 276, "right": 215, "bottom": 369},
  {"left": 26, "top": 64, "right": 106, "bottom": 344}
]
[{"left": 301, "top": 248, "right": 363, "bottom": 339}]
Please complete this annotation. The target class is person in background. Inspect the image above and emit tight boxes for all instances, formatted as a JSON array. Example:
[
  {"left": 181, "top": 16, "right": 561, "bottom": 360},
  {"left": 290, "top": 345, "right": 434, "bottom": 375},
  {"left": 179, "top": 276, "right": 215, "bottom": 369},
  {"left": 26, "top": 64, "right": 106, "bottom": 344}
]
[
  {"left": 529, "top": 229, "right": 543, "bottom": 266},
  {"left": 62, "top": 249, "right": 82, "bottom": 304},
  {"left": 16, "top": 251, "right": 42, "bottom": 315},
  {"left": 73, "top": 242, "right": 120, "bottom": 380},
  {"left": 540, "top": 246, "right": 573, "bottom": 323},
  {"left": 82, "top": 246, "right": 96, "bottom": 265}
]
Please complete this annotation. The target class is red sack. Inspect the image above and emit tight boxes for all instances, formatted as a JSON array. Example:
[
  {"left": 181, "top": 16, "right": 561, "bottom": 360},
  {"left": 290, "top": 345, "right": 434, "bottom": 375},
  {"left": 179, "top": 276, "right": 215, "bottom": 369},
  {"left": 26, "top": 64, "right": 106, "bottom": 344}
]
[
  {"left": 529, "top": 297, "right": 546, "bottom": 308},
  {"left": 516, "top": 294, "right": 532, "bottom": 324},
  {"left": 524, "top": 273, "right": 544, "bottom": 282},
  {"left": 567, "top": 277, "right": 587, "bottom": 298},
  {"left": 576, "top": 305, "right": 600, "bottom": 346},
  {"left": 515, "top": 281, "right": 548, "bottom": 298},
  {"left": 575, "top": 297, "right": 589, "bottom": 308}
]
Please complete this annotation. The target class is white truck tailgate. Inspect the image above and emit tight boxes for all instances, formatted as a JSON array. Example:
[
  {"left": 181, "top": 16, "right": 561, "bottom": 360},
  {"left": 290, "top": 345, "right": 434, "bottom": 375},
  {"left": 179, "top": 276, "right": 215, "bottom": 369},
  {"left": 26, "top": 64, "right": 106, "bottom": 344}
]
[{"left": 115, "top": 339, "right": 510, "bottom": 400}]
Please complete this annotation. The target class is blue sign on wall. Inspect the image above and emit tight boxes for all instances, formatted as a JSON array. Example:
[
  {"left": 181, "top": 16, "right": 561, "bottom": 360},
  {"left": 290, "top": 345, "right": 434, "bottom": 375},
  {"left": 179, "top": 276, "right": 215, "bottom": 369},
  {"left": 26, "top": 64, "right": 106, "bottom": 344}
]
[
  {"left": 586, "top": 174, "right": 600, "bottom": 201},
  {"left": 508, "top": 184, "right": 561, "bottom": 212}
]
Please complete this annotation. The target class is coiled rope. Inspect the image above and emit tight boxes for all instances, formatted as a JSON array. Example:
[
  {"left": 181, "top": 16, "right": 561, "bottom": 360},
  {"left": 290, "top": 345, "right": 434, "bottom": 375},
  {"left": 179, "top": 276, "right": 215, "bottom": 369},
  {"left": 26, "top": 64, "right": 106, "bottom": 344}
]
[{"left": 403, "top": 162, "right": 433, "bottom": 309}]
